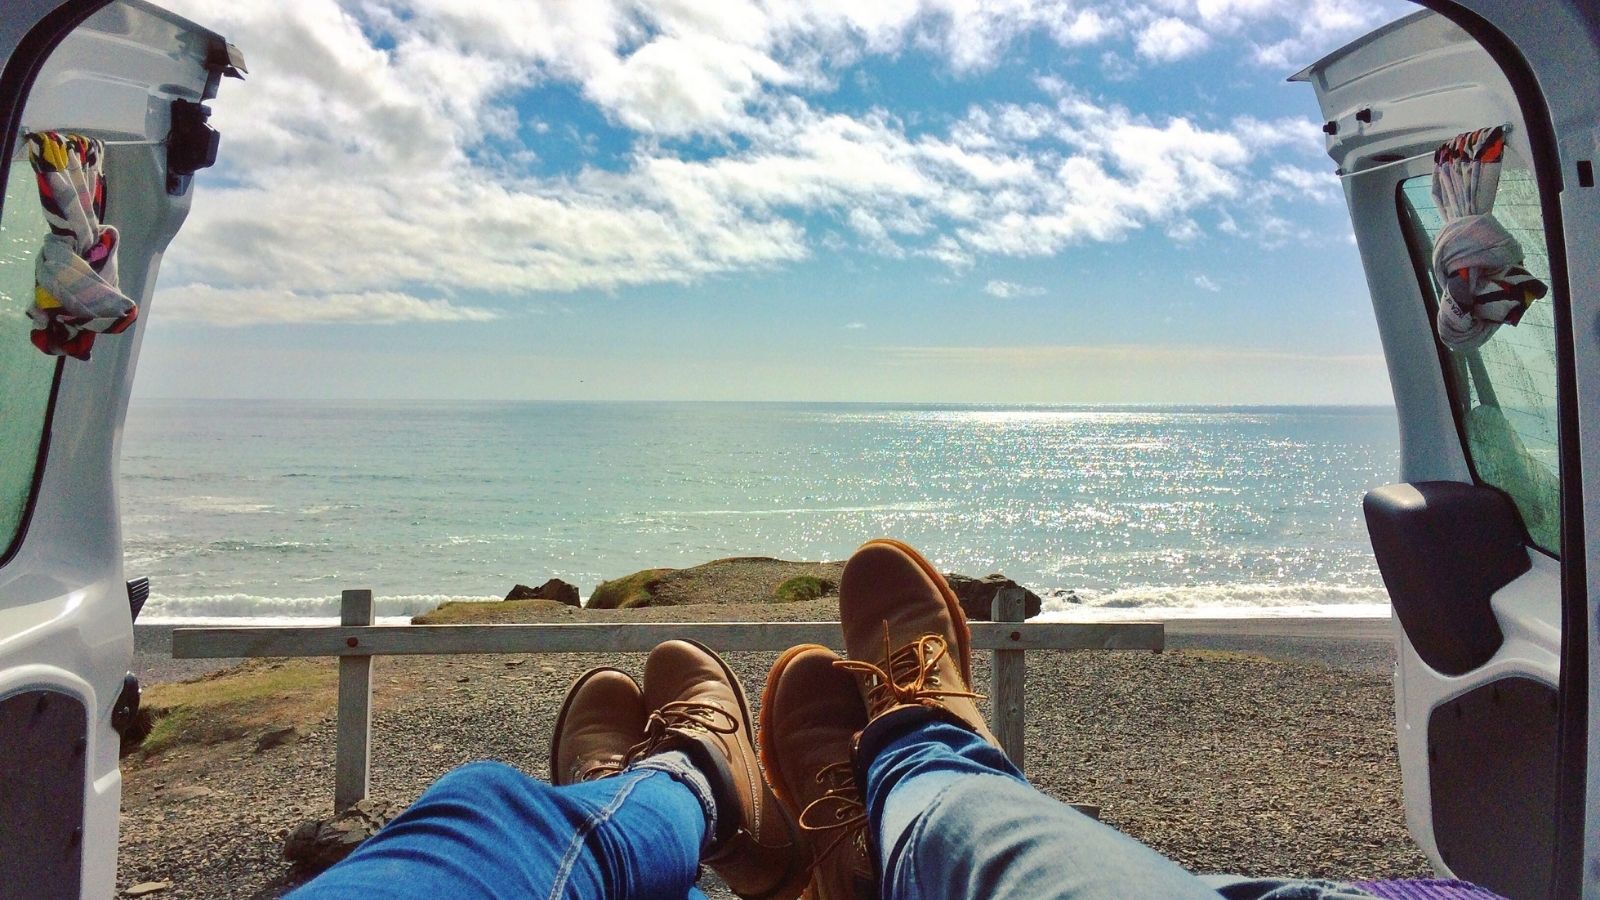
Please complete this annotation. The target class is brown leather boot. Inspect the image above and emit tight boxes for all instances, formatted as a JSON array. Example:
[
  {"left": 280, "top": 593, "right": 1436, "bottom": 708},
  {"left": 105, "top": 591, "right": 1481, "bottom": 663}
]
[
  {"left": 549, "top": 667, "right": 647, "bottom": 785},
  {"left": 760, "top": 644, "right": 875, "bottom": 900},
  {"left": 635, "top": 639, "right": 808, "bottom": 900},
  {"left": 837, "top": 538, "right": 998, "bottom": 744}
]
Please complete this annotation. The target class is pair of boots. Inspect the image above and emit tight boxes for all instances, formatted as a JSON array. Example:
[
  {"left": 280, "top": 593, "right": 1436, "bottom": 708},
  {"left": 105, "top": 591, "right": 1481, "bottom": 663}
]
[{"left": 549, "top": 539, "right": 1000, "bottom": 900}]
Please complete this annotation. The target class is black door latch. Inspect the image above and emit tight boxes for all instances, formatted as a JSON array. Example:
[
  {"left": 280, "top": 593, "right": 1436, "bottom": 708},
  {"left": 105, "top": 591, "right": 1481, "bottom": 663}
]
[
  {"left": 166, "top": 99, "right": 219, "bottom": 195},
  {"left": 110, "top": 673, "right": 140, "bottom": 736}
]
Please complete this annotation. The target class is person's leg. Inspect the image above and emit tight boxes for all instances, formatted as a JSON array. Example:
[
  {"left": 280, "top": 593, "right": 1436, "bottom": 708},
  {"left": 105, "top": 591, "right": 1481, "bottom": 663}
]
[
  {"left": 834, "top": 539, "right": 1220, "bottom": 899},
  {"left": 859, "top": 709, "right": 1222, "bottom": 899},
  {"left": 290, "top": 756, "right": 712, "bottom": 900}
]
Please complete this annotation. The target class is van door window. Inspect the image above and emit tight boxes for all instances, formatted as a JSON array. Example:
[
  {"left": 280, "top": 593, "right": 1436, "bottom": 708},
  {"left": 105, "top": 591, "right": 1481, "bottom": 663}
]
[
  {"left": 1398, "top": 170, "right": 1560, "bottom": 553},
  {"left": 0, "top": 153, "right": 60, "bottom": 562}
]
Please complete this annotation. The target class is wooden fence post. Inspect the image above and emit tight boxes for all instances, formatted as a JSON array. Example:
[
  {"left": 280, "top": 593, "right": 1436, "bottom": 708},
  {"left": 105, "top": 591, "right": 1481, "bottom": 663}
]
[
  {"left": 334, "top": 589, "right": 374, "bottom": 813},
  {"left": 990, "top": 586, "right": 1026, "bottom": 772}
]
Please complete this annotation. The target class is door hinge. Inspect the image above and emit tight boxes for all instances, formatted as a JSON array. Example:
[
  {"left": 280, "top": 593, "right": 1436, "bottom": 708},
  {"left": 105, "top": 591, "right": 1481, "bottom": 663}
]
[{"left": 203, "top": 37, "right": 248, "bottom": 98}]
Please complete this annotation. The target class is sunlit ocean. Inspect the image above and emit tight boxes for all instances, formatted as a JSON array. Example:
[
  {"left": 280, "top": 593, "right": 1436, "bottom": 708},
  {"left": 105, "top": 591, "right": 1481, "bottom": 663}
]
[{"left": 121, "top": 401, "right": 1401, "bottom": 623}]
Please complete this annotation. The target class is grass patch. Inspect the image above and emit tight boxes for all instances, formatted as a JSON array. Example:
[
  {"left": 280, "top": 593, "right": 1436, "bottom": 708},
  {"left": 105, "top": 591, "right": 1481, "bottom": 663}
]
[
  {"left": 587, "top": 568, "right": 672, "bottom": 609},
  {"left": 412, "top": 599, "right": 572, "bottom": 624},
  {"left": 136, "top": 659, "right": 336, "bottom": 756},
  {"left": 773, "top": 575, "right": 832, "bottom": 604}
]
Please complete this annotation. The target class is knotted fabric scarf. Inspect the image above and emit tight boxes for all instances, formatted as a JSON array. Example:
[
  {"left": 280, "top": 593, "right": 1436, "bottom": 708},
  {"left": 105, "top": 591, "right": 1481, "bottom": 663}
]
[
  {"left": 1429, "top": 126, "right": 1547, "bottom": 352},
  {"left": 25, "top": 131, "right": 135, "bottom": 360}
]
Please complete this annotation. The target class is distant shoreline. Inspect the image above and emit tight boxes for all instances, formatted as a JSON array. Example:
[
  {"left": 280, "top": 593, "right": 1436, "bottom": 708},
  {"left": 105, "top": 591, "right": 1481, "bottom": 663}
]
[{"left": 131, "top": 397, "right": 1401, "bottom": 412}]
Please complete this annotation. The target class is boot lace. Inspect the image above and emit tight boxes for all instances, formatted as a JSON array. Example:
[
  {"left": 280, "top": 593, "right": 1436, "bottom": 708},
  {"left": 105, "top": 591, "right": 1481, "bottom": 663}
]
[
  {"left": 797, "top": 761, "right": 869, "bottom": 867},
  {"left": 624, "top": 700, "right": 739, "bottom": 762},
  {"left": 572, "top": 759, "right": 626, "bottom": 782},
  {"left": 834, "top": 624, "right": 982, "bottom": 717}
]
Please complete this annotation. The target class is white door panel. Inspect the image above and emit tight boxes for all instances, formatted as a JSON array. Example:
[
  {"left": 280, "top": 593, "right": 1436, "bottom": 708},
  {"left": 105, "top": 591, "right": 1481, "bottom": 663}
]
[
  {"left": 1296, "top": 12, "right": 1523, "bottom": 173},
  {"left": 1302, "top": 9, "right": 1574, "bottom": 897},
  {"left": 23, "top": 1, "right": 222, "bottom": 142},
  {"left": 1392, "top": 550, "right": 1562, "bottom": 874},
  {"left": 0, "top": 2, "right": 233, "bottom": 896}
]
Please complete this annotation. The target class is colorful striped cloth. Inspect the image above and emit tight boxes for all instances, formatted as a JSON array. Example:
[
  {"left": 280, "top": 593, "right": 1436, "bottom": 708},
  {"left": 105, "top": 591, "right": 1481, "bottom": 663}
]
[
  {"left": 25, "top": 131, "right": 136, "bottom": 360},
  {"left": 1429, "top": 126, "right": 1548, "bottom": 352},
  {"left": 1355, "top": 879, "right": 1507, "bottom": 899},
  {"left": 1205, "top": 876, "right": 1507, "bottom": 899}
]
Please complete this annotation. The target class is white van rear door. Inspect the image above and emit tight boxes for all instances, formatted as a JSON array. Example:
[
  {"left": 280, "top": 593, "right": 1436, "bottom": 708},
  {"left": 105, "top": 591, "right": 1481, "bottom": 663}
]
[
  {"left": 0, "top": 2, "right": 237, "bottom": 896},
  {"left": 1297, "top": 3, "right": 1600, "bottom": 897}
]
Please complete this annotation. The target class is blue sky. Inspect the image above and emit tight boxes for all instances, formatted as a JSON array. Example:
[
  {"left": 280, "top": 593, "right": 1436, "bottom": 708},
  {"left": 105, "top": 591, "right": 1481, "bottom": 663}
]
[{"left": 143, "top": 0, "right": 1416, "bottom": 403}]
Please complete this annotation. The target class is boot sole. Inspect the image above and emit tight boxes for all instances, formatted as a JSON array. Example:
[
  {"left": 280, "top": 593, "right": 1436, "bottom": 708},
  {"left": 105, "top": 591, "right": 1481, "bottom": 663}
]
[
  {"left": 547, "top": 665, "right": 636, "bottom": 784},
  {"left": 854, "top": 538, "right": 973, "bottom": 687}
]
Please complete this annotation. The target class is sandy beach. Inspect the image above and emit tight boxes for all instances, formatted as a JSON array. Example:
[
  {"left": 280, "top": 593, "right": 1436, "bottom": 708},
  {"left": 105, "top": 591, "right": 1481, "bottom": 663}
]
[{"left": 116, "top": 604, "right": 1427, "bottom": 898}]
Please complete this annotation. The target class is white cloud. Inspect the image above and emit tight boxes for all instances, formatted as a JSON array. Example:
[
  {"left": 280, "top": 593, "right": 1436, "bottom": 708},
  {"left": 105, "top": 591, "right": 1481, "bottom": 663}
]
[
  {"left": 1248, "top": 0, "right": 1400, "bottom": 67},
  {"left": 585, "top": 34, "right": 795, "bottom": 135},
  {"left": 887, "top": 343, "right": 1382, "bottom": 367},
  {"left": 151, "top": 0, "right": 1399, "bottom": 324},
  {"left": 1062, "top": 9, "right": 1120, "bottom": 43},
  {"left": 1193, "top": 273, "right": 1221, "bottom": 292},
  {"left": 984, "top": 280, "right": 1046, "bottom": 298},
  {"left": 1192, "top": 0, "right": 1283, "bottom": 23},
  {"left": 1271, "top": 163, "right": 1340, "bottom": 201},
  {"left": 1098, "top": 51, "right": 1140, "bottom": 82},
  {"left": 1135, "top": 17, "right": 1210, "bottom": 61},
  {"left": 155, "top": 285, "right": 498, "bottom": 326},
  {"left": 844, "top": 321, "right": 867, "bottom": 329},
  {"left": 1232, "top": 116, "right": 1325, "bottom": 155},
  {"left": 1166, "top": 218, "right": 1201, "bottom": 242}
]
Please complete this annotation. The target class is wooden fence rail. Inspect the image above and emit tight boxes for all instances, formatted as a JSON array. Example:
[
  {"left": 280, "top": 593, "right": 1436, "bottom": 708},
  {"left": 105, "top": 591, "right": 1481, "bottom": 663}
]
[{"left": 173, "top": 588, "right": 1164, "bottom": 813}]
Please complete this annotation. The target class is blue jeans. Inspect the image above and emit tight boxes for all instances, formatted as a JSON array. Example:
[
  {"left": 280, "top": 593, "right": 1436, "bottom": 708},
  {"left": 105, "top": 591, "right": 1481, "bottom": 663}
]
[
  {"left": 293, "top": 718, "right": 1357, "bottom": 899},
  {"left": 860, "top": 709, "right": 1222, "bottom": 898},
  {"left": 289, "top": 757, "right": 714, "bottom": 899}
]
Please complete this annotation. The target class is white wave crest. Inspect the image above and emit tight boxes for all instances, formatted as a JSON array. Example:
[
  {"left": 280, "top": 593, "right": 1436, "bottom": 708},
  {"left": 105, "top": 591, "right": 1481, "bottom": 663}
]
[
  {"left": 174, "top": 496, "right": 278, "bottom": 514},
  {"left": 138, "top": 592, "right": 497, "bottom": 621},
  {"left": 632, "top": 502, "right": 946, "bottom": 518},
  {"left": 1038, "top": 581, "right": 1389, "bottom": 620}
]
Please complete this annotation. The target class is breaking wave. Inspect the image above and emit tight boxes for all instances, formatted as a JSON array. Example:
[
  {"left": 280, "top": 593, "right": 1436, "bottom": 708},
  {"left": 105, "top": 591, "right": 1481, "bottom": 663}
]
[
  {"left": 1038, "top": 581, "right": 1389, "bottom": 621},
  {"left": 138, "top": 592, "right": 497, "bottom": 622}
]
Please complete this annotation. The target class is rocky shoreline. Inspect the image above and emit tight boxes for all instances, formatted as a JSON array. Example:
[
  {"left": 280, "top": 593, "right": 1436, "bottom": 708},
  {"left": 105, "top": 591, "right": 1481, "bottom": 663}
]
[
  {"left": 448, "top": 556, "right": 1045, "bottom": 621},
  {"left": 121, "top": 597, "right": 1425, "bottom": 898}
]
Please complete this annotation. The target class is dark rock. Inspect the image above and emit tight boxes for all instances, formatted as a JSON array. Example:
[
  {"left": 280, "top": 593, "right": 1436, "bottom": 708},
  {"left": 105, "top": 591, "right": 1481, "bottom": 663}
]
[
  {"left": 505, "top": 579, "right": 581, "bottom": 607},
  {"left": 254, "top": 726, "right": 299, "bottom": 753},
  {"left": 943, "top": 573, "right": 1042, "bottom": 621},
  {"left": 284, "top": 798, "right": 398, "bottom": 873}
]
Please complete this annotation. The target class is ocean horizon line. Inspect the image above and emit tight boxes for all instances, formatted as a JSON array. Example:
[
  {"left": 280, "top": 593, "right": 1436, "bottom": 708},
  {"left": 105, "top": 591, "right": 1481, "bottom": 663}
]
[{"left": 130, "top": 397, "right": 1400, "bottom": 411}]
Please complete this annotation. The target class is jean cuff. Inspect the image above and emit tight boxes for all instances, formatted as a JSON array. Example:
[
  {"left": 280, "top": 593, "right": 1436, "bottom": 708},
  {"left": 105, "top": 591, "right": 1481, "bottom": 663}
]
[
  {"left": 628, "top": 750, "right": 719, "bottom": 853},
  {"left": 852, "top": 705, "right": 973, "bottom": 782}
]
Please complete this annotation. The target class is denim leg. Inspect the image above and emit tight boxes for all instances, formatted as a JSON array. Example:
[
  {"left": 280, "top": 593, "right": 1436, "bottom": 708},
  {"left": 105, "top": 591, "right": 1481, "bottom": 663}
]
[
  {"left": 290, "top": 760, "right": 707, "bottom": 900},
  {"left": 862, "top": 711, "right": 1222, "bottom": 900}
]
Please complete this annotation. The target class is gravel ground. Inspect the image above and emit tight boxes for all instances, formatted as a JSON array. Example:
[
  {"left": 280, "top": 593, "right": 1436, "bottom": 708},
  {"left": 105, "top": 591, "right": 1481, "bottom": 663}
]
[{"left": 120, "top": 609, "right": 1427, "bottom": 897}]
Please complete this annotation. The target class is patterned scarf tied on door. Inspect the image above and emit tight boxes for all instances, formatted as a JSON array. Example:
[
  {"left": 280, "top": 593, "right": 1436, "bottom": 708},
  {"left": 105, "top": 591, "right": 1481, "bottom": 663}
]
[
  {"left": 25, "top": 131, "right": 136, "bottom": 360},
  {"left": 1429, "top": 126, "right": 1547, "bottom": 352}
]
